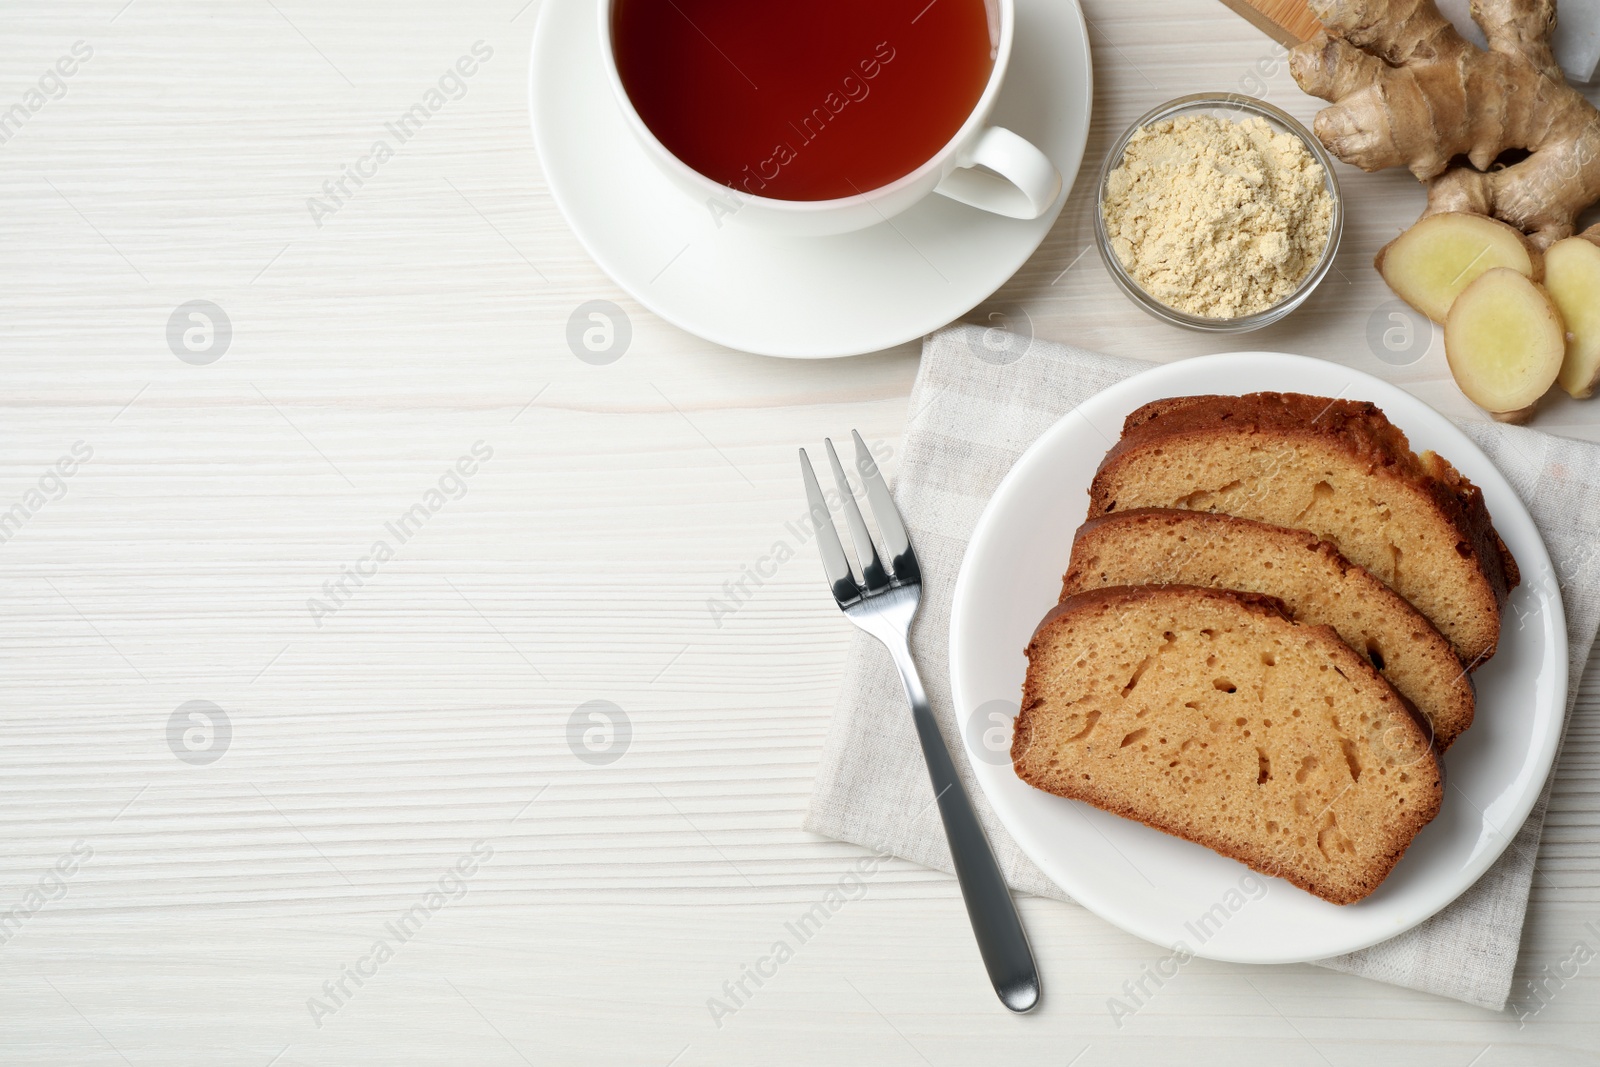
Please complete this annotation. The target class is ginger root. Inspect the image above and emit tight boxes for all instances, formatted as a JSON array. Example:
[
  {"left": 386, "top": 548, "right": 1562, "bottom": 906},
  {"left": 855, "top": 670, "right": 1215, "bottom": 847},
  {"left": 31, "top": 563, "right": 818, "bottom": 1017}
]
[
  {"left": 1444, "top": 267, "right": 1566, "bottom": 421},
  {"left": 1375, "top": 212, "right": 1540, "bottom": 322},
  {"left": 1544, "top": 228, "right": 1600, "bottom": 397},
  {"left": 1291, "top": 0, "right": 1600, "bottom": 248}
]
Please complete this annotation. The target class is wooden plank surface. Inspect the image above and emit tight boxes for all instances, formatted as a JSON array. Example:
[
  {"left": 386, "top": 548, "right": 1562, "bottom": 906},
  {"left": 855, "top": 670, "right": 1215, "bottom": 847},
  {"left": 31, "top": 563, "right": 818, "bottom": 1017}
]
[{"left": 1, "top": 0, "right": 1598, "bottom": 1063}]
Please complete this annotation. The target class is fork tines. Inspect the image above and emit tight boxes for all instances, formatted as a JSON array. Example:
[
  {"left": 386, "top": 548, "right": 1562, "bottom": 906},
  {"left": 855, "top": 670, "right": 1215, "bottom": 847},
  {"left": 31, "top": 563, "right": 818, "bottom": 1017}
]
[{"left": 799, "top": 430, "right": 919, "bottom": 606}]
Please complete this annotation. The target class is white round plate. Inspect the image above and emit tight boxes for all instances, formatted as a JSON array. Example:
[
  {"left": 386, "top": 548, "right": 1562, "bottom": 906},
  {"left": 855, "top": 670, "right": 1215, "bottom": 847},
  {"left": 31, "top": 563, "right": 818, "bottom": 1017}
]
[
  {"left": 528, "top": 0, "right": 1093, "bottom": 358},
  {"left": 949, "top": 354, "right": 1567, "bottom": 964}
]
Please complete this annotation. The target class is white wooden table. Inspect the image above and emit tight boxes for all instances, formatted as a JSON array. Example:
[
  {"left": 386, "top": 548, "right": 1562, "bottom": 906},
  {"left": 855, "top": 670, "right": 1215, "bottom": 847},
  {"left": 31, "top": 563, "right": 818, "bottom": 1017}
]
[{"left": 3, "top": 1, "right": 1598, "bottom": 1063}]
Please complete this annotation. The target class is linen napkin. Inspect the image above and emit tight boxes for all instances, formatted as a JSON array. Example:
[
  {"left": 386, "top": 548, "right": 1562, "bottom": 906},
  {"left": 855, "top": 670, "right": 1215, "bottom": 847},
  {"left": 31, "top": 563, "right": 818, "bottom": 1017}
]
[{"left": 803, "top": 323, "right": 1600, "bottom": 1012}]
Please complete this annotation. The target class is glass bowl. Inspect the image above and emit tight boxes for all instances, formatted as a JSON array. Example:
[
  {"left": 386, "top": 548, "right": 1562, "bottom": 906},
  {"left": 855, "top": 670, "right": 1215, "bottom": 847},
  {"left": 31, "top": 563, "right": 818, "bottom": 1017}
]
[{"left": 1093, "top": 93, "right": 1344, "bottom": 333}]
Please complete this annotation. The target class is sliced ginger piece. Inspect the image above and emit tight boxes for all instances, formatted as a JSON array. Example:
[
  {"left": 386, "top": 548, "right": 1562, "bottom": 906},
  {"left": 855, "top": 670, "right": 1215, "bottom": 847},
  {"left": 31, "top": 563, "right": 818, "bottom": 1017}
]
[
  {"left": 1445, "top": 268, "right": 1565, "bottom": 423},
  {"left": 1544, "top": 230, "right": 1600, "bottom": 399},
  {"left": 1376, "top": 213, "right": 1540, "bottom": 324}
]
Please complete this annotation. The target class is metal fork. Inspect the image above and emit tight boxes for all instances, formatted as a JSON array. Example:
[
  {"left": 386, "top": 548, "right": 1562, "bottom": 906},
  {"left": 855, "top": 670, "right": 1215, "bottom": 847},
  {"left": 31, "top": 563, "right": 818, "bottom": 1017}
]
[{"left": 800, "top": 431, "right": 1040, "bottom": 1014}]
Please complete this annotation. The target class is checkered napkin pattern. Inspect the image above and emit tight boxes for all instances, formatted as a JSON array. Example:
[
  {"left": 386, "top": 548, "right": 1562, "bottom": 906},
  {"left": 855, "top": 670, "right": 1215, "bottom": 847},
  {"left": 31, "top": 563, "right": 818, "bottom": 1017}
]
[{"left": 803, "top": 323, "right": 1600, "bottom": 1011}]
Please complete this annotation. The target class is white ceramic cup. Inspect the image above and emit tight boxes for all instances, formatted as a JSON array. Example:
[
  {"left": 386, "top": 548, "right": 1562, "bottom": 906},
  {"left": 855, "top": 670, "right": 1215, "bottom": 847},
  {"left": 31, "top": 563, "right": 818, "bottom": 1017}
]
[{"left": 597, "top": 0, "right": 1061, "bottom": 237}]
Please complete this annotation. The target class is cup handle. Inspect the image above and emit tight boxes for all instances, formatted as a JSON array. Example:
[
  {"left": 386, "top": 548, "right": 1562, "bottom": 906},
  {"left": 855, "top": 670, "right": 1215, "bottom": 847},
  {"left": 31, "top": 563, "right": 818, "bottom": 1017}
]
[{"left": 933, "top": 126, "right": 1061, "bottom": 220}]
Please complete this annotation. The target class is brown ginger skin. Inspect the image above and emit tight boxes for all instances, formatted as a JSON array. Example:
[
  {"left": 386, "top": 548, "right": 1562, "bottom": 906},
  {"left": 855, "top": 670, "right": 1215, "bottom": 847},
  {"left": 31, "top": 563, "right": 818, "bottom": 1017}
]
[{"left": 1290, "top": 0, "right": 1600, "bottom": 247}]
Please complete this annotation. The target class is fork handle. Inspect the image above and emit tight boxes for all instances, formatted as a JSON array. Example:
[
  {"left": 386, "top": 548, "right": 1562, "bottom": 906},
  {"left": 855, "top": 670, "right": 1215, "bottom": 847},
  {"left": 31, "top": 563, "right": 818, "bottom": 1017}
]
[{"left": 889, "top": 642, "right": 1041, "bottom": 1013}]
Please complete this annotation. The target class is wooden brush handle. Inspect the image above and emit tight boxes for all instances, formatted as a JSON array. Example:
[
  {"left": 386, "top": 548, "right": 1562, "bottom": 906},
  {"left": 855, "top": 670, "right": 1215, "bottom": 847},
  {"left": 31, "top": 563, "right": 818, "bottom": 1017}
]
[{"left": 1217, "top": 0, "right": 1324, "bottom": 46}]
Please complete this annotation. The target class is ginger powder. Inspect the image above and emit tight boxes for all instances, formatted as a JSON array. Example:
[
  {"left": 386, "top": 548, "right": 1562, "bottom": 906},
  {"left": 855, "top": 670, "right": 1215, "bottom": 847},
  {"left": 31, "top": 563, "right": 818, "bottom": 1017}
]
[{"left": 1102, "top": 113, "right": 1333, "bottom": 319}]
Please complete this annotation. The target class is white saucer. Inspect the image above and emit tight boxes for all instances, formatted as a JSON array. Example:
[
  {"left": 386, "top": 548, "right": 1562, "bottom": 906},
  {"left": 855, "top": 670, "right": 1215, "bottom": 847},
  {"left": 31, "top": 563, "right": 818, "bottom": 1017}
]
[
  {"left": 950, "top": 355, "right": 1567, "bottom": 964},
  {"left": 528, "top": 0, "right": 1093, "bottom": 358}
]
